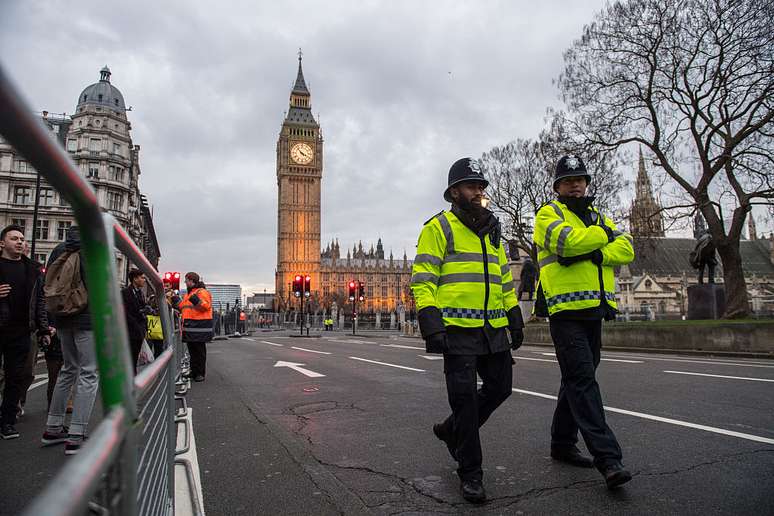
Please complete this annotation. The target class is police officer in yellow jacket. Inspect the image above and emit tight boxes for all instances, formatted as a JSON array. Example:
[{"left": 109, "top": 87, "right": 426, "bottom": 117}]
[
  {"left": 533, "top": 155, "right": 634, "bottom": 489},
  {"left": 411, "top": 158, "right": 524, "bottom": 504}
]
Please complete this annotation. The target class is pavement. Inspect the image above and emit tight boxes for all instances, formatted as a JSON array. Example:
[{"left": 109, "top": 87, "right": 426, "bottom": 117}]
[{"left": 2, "top": 331, "right": 773, "bottom": 515}]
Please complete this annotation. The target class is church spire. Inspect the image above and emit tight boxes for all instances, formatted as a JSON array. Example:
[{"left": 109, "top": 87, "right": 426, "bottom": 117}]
[
  {"left": 630, "top": 147, "right": 665, "bottom": 238},
  {"left": 289, "top": 49, "right": 312, "bottom": 110},
  {"left": 292, "top": 49, "right": 310, "bottom": 96}
]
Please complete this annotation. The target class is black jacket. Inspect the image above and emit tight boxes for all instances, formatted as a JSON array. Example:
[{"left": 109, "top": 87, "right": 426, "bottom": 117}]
[
  {"left": 0, "top": 255, "right": 47, "bottom": 335},
  {"left": 122, "top": 285, "right": 148, "bottom": 342}
]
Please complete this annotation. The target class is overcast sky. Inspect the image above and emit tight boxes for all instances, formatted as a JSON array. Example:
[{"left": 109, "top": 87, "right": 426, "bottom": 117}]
[{"left": 2, "top": 1, "right": 768, "bottom": 294}]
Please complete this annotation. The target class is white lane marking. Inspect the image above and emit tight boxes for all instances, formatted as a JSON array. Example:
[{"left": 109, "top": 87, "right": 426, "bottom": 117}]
[
  {"left": 600, "top": 358, "right": 644, "bottom": 364},
  {"left": 601, "top": 353, "right": 774, "bottom": 369},
  {"left": 509, "top": 387, "right": 774, "bottom": 445},
  {"left": 349, "top": 356, "right": 425, "bottom": 372},
  {"left": 34, "top": 374, "right": 47, "bottom": 379},
  {"left": 29, "top": 379, "right": 48, "bottom": 390},
  {"left": 516, "top": 357, "right": 557, "bottom": 363},
  {"left": 381, "top": 343, "right": 425, "bottom": 350},
  {"left": 274, "top": 361, "right": 325, "bottom": 378},
  {"left": 663, "top": 370, "right": 774, "bottom": 383},
  {"left": 291, "top": 346, "right": 332, "bottom": 355},
  {"left": 419, "top": 355, "right": 444, "bottom": 361},
  {"left": 539, "top": 352, "right": 556, "bottom": 357},
  {"left": 260, "top": 341, "right": 284, "bottom": 347}
]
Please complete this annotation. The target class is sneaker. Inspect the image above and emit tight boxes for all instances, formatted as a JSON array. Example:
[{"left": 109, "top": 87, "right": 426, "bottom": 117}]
[
  {"left": 64, "top": 437, "right": 85, "bottom": 456},
  {"left": 42, "top": 427, "right": 70, "bottom": 446},
  {"left": 193, "top": 375, "right": 205, "bottom": 382},
  {"left": 1, "top": 424, "right": 20, "bottom": 440}
]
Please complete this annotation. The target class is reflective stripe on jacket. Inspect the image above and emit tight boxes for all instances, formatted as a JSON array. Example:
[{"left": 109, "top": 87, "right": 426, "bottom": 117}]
[
  {"left": 533, "top": 200, "right": 634, "bottom": 315},
  {"left": 179, "top": 287, "right": 213, "bottom": 342},
  {"left": 410, "top": 211, "right": 518, "bottom": 328}
]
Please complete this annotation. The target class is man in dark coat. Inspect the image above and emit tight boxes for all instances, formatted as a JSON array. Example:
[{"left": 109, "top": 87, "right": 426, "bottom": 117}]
[{"left": 122, "top": 269, "right": 149, "bottom": 373}]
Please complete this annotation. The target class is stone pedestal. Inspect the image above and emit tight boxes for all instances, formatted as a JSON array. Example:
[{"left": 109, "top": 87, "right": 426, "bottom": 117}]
[{"left": 687, "top": 284, "right": 726, "bottom": 320}]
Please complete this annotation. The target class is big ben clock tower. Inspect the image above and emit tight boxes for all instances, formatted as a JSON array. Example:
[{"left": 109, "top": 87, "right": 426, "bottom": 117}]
[{"left": 276, "top": 52, "right": 323, "bottom": 306}]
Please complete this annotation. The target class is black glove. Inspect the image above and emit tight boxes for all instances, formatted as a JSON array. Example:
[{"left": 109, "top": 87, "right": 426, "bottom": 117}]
[
  {"left": 558, "top": 252, "right": 594, "bottom": 266},
  {"left": 591, "top": 249, "right": 604, "bottom": 265},
  {"left": 510, "top": 328, "right": 524, "bottom": 350},
  {"left": 601, "top": 224, "right": 615, "bottom": 243},
  {"left": 426, "top": 332, "right": 448, "bottom": 354},
  {"left": 189, "top": 294, "right": 200, "bottom": 306}
]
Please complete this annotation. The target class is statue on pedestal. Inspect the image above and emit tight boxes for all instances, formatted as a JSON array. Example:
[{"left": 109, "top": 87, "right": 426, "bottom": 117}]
[{"left": 689, "top": 228, "right": 717, "bottom": 284}]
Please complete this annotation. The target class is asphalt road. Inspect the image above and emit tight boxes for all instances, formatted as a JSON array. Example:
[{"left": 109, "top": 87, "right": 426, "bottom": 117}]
[{"left": 187, "top": 331, "right": 774, "bottom": 515}]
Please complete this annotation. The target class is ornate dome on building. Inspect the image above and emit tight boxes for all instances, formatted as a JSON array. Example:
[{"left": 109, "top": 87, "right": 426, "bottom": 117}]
[{"left": 77, "top": 66, "right": 127, "bottom": 113}]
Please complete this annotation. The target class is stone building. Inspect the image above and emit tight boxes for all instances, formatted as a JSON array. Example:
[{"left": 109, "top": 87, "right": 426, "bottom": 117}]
[
  {"left": 0, "top": 66, "right": 160, "bottom": 273},
  {"left": 274, "top": 55, "right": 413, "bottom": 315},
  {"left": 617, "top": 151, "right": 774, "bottom": 318}
]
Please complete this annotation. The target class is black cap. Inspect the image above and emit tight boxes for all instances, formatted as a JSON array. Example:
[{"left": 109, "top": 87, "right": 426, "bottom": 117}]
[
  {"left": 444, "top": 157, "right": 488, "bottom": 202},
  {"left": 553, "top": 155, "right": 591, "bottom": 191}
]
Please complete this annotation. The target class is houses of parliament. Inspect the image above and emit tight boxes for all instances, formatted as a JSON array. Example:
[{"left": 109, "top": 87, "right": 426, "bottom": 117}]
[{"left": 274, "top": 55, "right": 413, "bottom": 314}]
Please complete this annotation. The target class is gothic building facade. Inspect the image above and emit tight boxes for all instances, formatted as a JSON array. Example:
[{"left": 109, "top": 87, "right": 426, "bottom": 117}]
[
  {"left": 617, "top": 150, "right": 774, "bottom": 317},
  {"left": 0, "top": 67, "right": 160, "bottom": 274},
  {"left": 275, "top": 56, "right": 413, "bottom": 314}
]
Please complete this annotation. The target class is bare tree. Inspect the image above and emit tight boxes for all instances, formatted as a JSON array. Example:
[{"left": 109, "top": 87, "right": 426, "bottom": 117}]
[
  {"left": 558, "top": 0, "right": 774, "bottom": 317},
  {"left": 480, "top": 113, "right": 627, "bottom": 260}
]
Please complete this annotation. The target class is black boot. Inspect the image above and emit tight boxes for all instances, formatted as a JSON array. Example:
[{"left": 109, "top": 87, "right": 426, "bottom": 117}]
[
  {"left": 600, "top": 462, "right": 632, "bottom": 489},
  {"left": 460, "top": 479, "right": 486, "bottom": 503}
]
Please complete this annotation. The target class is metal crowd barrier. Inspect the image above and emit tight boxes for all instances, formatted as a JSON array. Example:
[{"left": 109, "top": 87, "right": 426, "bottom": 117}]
[{"left": 0, "top": 63, "right": 193, "bottom": 515}]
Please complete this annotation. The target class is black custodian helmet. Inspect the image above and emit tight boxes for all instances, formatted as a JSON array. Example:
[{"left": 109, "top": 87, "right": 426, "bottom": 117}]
[
  {"left": 553, "top": 155, "right": 591, "bottom": 191},
  {"left": 444, "top": 157, "right": 489, "bottom": 202}
]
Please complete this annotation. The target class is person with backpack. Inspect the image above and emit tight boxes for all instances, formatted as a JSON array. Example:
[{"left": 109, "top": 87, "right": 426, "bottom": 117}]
[
  {"left": 0, "top": 225, "right": 49, "bottom": 439},
  {"left": 171, "top": 272, "right": 213, "bottom": 382},
  {"left": 40, "top": 226, "right": 98, "bottom": 455}
]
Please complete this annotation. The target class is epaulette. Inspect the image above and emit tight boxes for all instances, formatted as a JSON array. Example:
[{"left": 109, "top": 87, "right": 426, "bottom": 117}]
[{"left": 423, "top": 210, "right": 445, "bottom": 226}]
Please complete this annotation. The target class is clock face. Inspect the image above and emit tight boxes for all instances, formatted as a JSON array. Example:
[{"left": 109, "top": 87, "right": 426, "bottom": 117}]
[{"left": 290, "top": 142, "right": 314, "bottom": 165}]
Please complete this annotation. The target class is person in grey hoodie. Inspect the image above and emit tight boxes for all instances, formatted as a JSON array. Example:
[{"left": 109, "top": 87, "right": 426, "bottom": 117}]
[{"left": 40, "top": 226, "right": 98, "bottom": 455}]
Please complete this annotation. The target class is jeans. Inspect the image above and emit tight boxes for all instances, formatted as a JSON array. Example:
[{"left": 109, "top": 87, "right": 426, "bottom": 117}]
[
  {"left": 438, "top": 351, "right": 513, "bottom": 482},
  {"left": 46, "top": 326, "right": 98, "bottom": 436},
  {"left": 549, "top": 318, "right": 622, "bottom": 468},
  {"left": 0, "top": 329, "right": 30, "bottom": 425}
]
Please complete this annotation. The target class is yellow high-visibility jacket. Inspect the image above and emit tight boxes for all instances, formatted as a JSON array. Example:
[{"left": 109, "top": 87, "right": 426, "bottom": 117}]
[
  {"left": 533, "top": 200, "right": 634, "bottom": 315},
  {"left": 411, "top": 211, "right": 518, "bottom": 329}
]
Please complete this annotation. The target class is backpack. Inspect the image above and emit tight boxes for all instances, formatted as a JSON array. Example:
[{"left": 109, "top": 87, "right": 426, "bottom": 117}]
[{"left": 44, "top": 250, "right": 88, "bottom": 316}]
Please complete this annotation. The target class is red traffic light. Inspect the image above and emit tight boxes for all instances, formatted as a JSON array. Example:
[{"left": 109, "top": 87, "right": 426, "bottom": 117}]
[
  {"left": 295, "top": 275, "right": 302, "bottom": 282},
  {"left": 163, "top": 272, "right": 181, "bottom": 290}
]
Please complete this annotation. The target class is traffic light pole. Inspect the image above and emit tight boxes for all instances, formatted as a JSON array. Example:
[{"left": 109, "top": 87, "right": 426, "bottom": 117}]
[
  {"left": 352, "top": 297, "right": 356, "bottom": 336},
  {"left": 299, "top": 284, "right": 304, "bottom": 337}
]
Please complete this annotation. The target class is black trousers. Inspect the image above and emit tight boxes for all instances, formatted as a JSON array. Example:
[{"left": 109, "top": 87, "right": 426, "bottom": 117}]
[
  {"left": 549, "top": 318, "right": 622, "bottom": 468},
  {"left": 186, "top": 341, "right": 207, "bottom": 377},
  {"left": 129, "top": 337, "right": 144, "bottom": 375},
  {"left": 0, "top": 329, "right": 31, "bottom": 425},
  {"left": 438, "top": 351, "right": 513, "bottom": 482}
]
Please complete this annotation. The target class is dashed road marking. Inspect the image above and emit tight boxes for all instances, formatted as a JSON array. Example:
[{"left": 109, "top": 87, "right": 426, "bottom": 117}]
[
  {"left": 381, "top": 343, "right": 424, "bottom": 350},
  {"left": 419, "top": 355, "right": 444, "bottom": 361},
  {"left": 291, "top": 346, "right": 332, "bottom": 355},
  {"left": 663, "top": 370, "right": 774, "bottom": 383},
  {"left": 600, "top": 353, "right": 774, "bottom": 369},
  {"left": 260, "top": 341, "right": 284, "bottom": 347},
  {"left": 600, "top": 358, "right": 644, "bottom": 364},
  {"left": 349, "top": 356, "right": 425, "bottom": 372},
  {"left": 516, "top": 357, "right": 557, "bottom": 363},
  {"left": 510, "top": 387, "right": 774, "bottom": 445}
]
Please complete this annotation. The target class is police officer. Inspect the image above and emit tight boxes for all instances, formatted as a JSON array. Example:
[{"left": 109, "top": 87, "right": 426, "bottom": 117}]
[
  {"left": 533, "top": 155, "right": 634, "bottom": 489},
  {"left": 411, "top": 158, "right": 524, "bottom": 504}
]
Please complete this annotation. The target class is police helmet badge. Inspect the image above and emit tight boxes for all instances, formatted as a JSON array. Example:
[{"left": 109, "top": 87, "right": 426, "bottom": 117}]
[
  {"left": 468, "top": 159, "right": 482, "bottom": 175},
  {"left": 565, "top": 156, "right": 580, "bottom": 170}
]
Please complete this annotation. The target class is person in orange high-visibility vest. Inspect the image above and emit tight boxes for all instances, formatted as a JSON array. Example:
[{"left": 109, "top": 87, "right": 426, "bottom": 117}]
[{"left": 171, "top": 272, "right": 212, "bottom": 382}]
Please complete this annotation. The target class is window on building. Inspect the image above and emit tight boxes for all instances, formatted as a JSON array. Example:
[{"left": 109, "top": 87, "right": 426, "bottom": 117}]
[
  {"left": 645, "top": 279, "right": 652, "bottom": 289},
  {"left": 14, "top": 159, "right": 29, "bottom": 173},
  {"left": 58, "top": 193, "right": 69, "bottom": 207},
  {"left": 88, "top": 163, "right": 99, "bottom": 178},
  {"left": 89, "top": 138, "right": 101, "bottom": 152},
  {"left": 57, "top": 221, "right": 72, "bottom": 241},
  {"left": 113, "top": 143, "right": 121, "bottom": 156},
  {"left": 67, "top": 139, "right": 77, "bottom": 152},
  {"left": 107, "top": 191, "right": 123, "bottom": 211},
  {"left": 35, "top": 219, "right": 49, "bottom": 240},
  {"left": 11, "top": 218, "right": 26, "bottom": 236},
  {"left": 382, "top": 286, "right": 387, "bottom": 298},
  {"left": 39, "top": 188, "right": 54, "bottom": 206},
  {"left": 108, "top": 165, "right": 124, "bottom": 182},
  {"left": 35, "top": 253, "right": 47, "bottom": 264},
  {"left": 13, "top": 186, "right": 31, "bottom": 204}
]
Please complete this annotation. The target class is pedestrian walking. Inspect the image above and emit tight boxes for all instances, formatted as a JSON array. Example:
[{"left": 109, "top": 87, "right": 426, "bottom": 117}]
[
  {"left": 40, "top": 226, "right": 98, "bottom": 455},
  {"left": 172, "top": 273, "right": 212, "bottom": 382},
  {"left": 122, "top": 269, "right": 149, "bottom": 374},
  {"left": 533, "top": 155, "right": 635, "bottom": 489},
  {"left": 0, "top": 225, "right": 49, "bottom": 439},
  {"left": 517, "top": 257, "right": 537, "bottom": 301},
  {"left": 411, "top": 158, "right": 524, "bottom": 503}
]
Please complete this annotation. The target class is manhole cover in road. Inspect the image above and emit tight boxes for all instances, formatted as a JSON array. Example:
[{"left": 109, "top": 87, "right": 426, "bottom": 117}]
[{"left": 303, "top": 387, "right": 320, "bottom": 392}]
